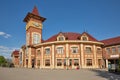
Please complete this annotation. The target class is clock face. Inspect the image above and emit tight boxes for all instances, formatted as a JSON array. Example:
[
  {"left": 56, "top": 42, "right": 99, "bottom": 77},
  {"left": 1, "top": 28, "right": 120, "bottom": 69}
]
[{"left": 33, "top": 22, "right": 40, "bottom": 27}]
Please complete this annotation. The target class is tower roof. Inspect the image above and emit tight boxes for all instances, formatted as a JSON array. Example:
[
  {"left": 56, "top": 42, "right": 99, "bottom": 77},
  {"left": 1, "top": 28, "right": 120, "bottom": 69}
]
[
  {"left": 32, "top": 6, "right": 40, "bottom": 16},
  {"left": 23, "top": 6, "right": 46, "bottom": 22}
]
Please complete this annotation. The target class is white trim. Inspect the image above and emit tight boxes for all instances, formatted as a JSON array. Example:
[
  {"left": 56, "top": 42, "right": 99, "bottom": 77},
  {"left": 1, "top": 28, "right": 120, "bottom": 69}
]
[{"left": 34, "top": 40, "right": 104, "bottom": 47}]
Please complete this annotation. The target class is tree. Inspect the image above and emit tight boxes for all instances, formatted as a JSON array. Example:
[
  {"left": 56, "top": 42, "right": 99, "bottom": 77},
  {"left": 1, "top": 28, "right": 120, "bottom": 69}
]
[{"left": 0, "top": 56, "right": 6, "bottom": 66}]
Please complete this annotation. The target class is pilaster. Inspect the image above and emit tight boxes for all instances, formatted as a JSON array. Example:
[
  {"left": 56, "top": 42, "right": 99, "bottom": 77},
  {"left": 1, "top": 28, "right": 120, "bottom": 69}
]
[
  {"left": 93, "top": 45, "right": 97, "bottom": 68},
  {"left": 66, "top": 44, "right": 69, "bottom": 69},
  {"left": 41, "top": 46, "right": 44, "bottom": 68},
  {"left": 106, "top": 59, "right": 108, "bottom": 68},
  {"left": 80, "top": 44, "right": 84, "bottom": 68},
  {"left": 52, "top": 44, "right": 55, "bottom": 69},
  {"left": 28, "top": 48, "right": 32, "bottom": 68}
]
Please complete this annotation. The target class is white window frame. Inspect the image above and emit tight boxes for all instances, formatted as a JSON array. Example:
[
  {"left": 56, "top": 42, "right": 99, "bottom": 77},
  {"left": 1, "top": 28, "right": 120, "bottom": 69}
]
[
  {"left": 71, "top": 47, "right": 78, "bottom": 53},
  {"left": 85, "top": 47, "right": 92, "bottom": 53},
  {"left": 45, "top": 48, "right": 50, "bottom": 54},
  {"left": 32, "top": 32, "right": 41, "bottom": 44},
  {"left": 57, "top": 47, "right": 64, "bottom": 54}
]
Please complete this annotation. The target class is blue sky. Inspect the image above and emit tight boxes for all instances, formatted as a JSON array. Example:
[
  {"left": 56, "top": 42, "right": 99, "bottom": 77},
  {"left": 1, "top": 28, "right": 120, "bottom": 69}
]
[{"left": 0, "top": 0, "right": 120, "bottom": 58}]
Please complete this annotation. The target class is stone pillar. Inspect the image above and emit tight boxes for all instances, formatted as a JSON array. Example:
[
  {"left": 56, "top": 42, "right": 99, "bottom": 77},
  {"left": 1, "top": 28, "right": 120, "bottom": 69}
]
[
  {"left": 41, "top": 46, "right": 44, "bottom": 68},
  {"left": 51, "top": 44, "right": 55, "bottom": 69},
  {"left": 66, "top": 44, "right": 69, "bottom": 69},
  {"left": 28, "top": 48, "right": 32, "bottom": 68},
  {"left": 106, "top": 59, "right": 108, "bottom": 68},
  {"left": 93, "top": 45, "right": 97, "bottom": 68},
  {"left": 80, "top": 44, "right": 84, "bottom": 68}
]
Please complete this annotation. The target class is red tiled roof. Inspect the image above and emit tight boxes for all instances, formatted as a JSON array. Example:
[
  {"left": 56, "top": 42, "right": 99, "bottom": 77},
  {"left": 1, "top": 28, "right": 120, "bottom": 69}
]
[
  {"left": 44, "top": 32, "right": 98, "bottom": 42},
  {"left": 101, "top": 36, "right": 120, "bottom": 46},
  {"left": 32, "top": 6, "right": 40, "bottom": 16},
  {"left": 11, "top": 50, "right": 19, "bottom": 56},
  {"left": 81, "top": 32, "right": 98, "bottom": 41}
]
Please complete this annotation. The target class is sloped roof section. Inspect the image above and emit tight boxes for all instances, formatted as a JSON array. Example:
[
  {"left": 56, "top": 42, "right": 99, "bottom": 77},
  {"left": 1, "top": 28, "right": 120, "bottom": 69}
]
[
  {"left": 44, "top": 32, "right": 80, "bottom": 42},
  {"left": 44, "top": 32, "right": 98, "bottom": 42},
  {"left": 101, "top": 36, "right": 120, "bottom": 46},
  {"left": 11, "top": 50, "right": 19, "bottom": 57}
]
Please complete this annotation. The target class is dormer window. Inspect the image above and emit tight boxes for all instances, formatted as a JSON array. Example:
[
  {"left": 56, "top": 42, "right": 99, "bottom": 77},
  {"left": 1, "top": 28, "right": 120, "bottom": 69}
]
[
  {"left": 59, "top": 37, "right": 64, "bottom": 41},
  {"left": 81, "top": 35, "right": 88, "bottom": 41},
  {"left": 57, "top": 36, "right": 65, "bottom": 41},
  {"left": 82, "top": 36, "right": 87, "bottom": 41}
]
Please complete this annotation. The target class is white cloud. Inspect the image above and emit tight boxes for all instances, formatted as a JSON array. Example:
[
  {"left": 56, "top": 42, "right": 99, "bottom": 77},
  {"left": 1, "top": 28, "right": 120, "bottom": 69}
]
[
  {"left": 0, "top": 46, "right": 19, "bottom": 58},
  {"left": 0, "top": 31, "right": 11, "bottom": 38}
]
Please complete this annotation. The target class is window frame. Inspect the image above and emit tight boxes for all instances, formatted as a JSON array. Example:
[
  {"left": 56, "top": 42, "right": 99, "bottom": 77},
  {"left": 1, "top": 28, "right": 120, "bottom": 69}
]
[
  {"left": 71, "top": 47, "right": 78, "bottom": 54},
  {"left": 57, "top": 59, "right": 62, "bottom": 66},
  {"left": 118, "top": 46, "right": 120, "bottom": 53},
  {"left": 45, "top": 59, "right": 50, "bottom": 66},
  {"left": 85, "top": 47, "right": 92, "bottom": 53},
  {"left": 57, "top": 47, "right": 64, "bottom": 54},
  {"left": 45, "top": 48, "right": 50, "bottom": 54},
  {"left": 86, "top": 59, "right": 92, "bottom": 66},
  {"left": 73, "top": 59, "right": 79, "bottom": 66},
  {"left": 106, "top": 48, "right": 111, "bottom": 54},
  {"left": 112, "top": 47, "right": 116, "bottom": 54}
]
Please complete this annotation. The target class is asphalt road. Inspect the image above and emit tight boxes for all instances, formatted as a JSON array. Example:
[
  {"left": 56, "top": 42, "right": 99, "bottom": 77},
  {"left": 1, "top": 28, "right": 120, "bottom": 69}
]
[{"left": 0, "top": 67, "right": 120, "bottom": 80}]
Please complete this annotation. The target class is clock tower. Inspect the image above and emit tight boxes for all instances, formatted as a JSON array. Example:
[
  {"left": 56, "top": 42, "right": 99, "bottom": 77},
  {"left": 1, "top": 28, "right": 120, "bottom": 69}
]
[
  {"left": 24, "top": 6, "right": 46, "bottom": 46},
  {"left": 23, "top": 6, "right": 46, "bottom": 68}
]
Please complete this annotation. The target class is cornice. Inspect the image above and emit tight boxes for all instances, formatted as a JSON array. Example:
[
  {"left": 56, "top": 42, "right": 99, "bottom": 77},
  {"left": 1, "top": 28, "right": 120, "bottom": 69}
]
[{"left": 34, "top": 40, "right": 104, "bottom": 47}]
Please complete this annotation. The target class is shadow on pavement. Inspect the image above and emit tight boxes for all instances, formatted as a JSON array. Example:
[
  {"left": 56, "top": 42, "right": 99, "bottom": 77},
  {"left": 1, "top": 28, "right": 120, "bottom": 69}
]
[
  {"left": 88, "top": 69, "right": 120, "bottom": 80},
  {"left": 89, "top": 69, "right": 109, "bottom": 79}
]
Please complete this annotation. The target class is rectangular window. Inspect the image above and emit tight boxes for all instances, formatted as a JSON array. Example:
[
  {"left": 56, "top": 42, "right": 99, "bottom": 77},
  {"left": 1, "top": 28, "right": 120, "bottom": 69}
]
[
  {"left": 57, "top": 47, "right": 64, "bottom": 54},
  {"left": 45, "top": 59, "right": 50, "bottom": 66},
  {"left": 97, "top": 48, "right": 102, "bottom": 54},
  {"left": 37, "top": 60, "right": 40, "bottom": 66},
  {"left": 86, "top": 59, "right": 92, "bottom": 66},
  {"left": 64, "top": 59, "right": 66, "bottom": 66},
  {"left": 69, "top": 59, "right": 72, "bottom": 66},
  {"left": 57, "top": 59, "right": 62, "bottom": 66},
  {"left": 71, "top": 47, "right": 78, "bottom": 53},
  {"left": 45, "top": 48, "right": 50, "bottom": 54},
  {"left": 106, "top": 48, "right": 111, "bottom": 54},
  {"left": 37, "top": 50, "right": 41, "bottom": 55},
  {"left": 74, "top": 59, "right": 79, "bottom": 66},
  {"left": 33, "top": 34, "right": 40, "bottom": 44},
  {"left": 85, "top": 47, "right": 92, "bottom": 53},
  {"left": 118, "top": 46, "right": 120, "bottom": 53},
  {"left": 112, "top": 47, "right": 116, "bottom": 54}
]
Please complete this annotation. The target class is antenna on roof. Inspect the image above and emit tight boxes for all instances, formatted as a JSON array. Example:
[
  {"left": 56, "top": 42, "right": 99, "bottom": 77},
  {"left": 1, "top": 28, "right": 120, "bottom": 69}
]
[
  {"left": 83, "top": 25, "right": 88, "bottom": 33},
  {"left": 60, "top": 29, "right": 62, "bottom": 33}
]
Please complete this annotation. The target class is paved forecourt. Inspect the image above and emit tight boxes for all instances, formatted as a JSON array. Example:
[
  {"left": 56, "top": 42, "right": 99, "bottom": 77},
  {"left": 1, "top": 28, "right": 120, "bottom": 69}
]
[{"left": 0, "top": 67, "right": 119, "bottom": 80}]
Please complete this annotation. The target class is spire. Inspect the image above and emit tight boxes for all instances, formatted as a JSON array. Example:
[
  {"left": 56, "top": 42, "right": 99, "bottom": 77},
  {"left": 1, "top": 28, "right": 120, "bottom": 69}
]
[{"left": 32, "top": 6, "right": 40, "bottom": 16}]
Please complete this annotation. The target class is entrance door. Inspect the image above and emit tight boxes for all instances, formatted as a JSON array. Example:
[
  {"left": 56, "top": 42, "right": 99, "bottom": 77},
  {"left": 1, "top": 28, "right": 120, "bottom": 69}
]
[
  {"left": 69, "top": 59, "right": 72, "bottom": 69},
  {"left": 32, "top": 59, "right": 35, "bottom": 68},
  {"left": 98, "top": 59, "right": 102, "bottom": 68},
  {"left": 26, "top": 59, "right": 28, "bottom": 68}
]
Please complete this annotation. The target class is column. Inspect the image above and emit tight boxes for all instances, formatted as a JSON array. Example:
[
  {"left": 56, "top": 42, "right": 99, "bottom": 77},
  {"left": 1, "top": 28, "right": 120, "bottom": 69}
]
[
  {"left": 93, "top": 45, "right": 97, "bottom": 68},
  {"left": 106, "top": 59, "right": 108, "bottom": 68},
  {"left": 80, "top": 44, "right": 84, "bottom": 68},
  {"left": 66, "top": 44, "right": 69, "bottom": 69},
  {"left": 28, "top": 48, "right": 32, "bottom": 68},
  {"left": 41, "top": 46, "right": 44, "bottom": 68},
  {"left": 52, "top": 44, "right": 55, "bottom": 69}
]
